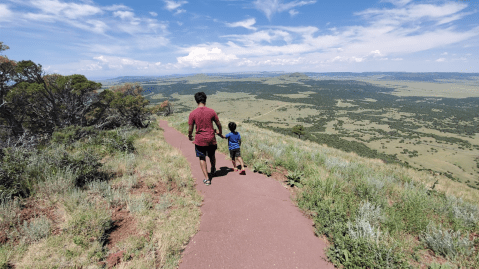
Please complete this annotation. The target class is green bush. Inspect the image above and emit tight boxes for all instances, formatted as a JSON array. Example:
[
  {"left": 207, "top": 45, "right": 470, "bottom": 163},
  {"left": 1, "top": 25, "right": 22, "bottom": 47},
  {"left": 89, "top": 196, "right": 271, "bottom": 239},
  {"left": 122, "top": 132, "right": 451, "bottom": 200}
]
[
  {"left": 0, "top": 147, "right": 33, "bottom": 198},
  {"left": 65, "top": 197, "right": 111, "bottom": 245},
  {"left": 328, "top": 235, "right": 407, "bottom": 268},
  {"left": 52, "top": 126, "right": 136, "bottom": 154},
  {"left": 252, "top": 160, "right": 272, "bottom": 176},
  {"left": 286, "top": 170, "right": 304, "bottom": 187}
]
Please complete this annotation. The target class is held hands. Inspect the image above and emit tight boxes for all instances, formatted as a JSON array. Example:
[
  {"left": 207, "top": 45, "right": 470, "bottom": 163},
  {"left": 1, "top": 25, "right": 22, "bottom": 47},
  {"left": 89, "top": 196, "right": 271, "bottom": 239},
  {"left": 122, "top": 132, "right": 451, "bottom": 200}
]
[{"left": 214, "top": 129, "right": 225, "bottom": 139}]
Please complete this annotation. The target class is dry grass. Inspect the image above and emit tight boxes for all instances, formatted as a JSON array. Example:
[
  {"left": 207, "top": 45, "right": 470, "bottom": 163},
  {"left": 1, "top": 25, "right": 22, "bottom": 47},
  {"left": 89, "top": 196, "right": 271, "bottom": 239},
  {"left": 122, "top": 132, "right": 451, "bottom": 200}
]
[{"left": 2, "top": 120, "right": 201, "bottom": 268}]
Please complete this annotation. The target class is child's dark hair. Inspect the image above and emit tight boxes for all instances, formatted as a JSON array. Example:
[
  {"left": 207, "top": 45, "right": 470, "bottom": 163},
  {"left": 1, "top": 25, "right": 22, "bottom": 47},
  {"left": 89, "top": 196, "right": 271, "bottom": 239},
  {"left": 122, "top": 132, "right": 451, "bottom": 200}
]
[
  {"left": 194, "top": 92, "right": 207, "bottom": 104},
  {"left": 228, "top": 122, "right": 237, "bottom": 132}
]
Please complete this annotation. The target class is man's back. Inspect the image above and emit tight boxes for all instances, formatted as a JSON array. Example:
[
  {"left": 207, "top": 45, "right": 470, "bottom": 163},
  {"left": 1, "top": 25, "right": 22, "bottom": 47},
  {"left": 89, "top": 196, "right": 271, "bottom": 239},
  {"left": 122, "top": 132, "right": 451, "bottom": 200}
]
[{"left": 189, "top": 106, "right": 219, "bottom": 146}]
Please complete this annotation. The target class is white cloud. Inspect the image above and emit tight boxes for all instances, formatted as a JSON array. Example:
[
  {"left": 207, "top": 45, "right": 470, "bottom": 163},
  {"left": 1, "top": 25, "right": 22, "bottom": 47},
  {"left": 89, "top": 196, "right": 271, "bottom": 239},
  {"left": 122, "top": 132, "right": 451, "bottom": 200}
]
[
  {"left": 136, "top": 35, "right": 170, "bottom": 49},
  {"left": 86, "top": 20, "right": 109, "bottom": 34},
  {"left": 253, "top": 0, "right": 316, "bottom": 20},
  {"left": 174, "top": 9, "right": 186, "bottom": 15},
  {"left": 92, "top": 55, "right": 162, "bottom": 70},
  {"left": 177, "top": 47, "right": 238, "bottom": 67},
  {"left": 164, "top": 0, "right": 188, "bottom": 11},
  {"left": 224, "top": 30, "right": 293, "bottom": 45},
  {"left": 356, "top": 2, "right": 469, "bottom": 26},
  {"left": 226, "top": 18, "right": 257, "bottom": 30},
  {"left": 113, "top": 10, "right": 135, "bottom": 20},
  {"left": 441, "top": 52, "right": 448, "bottom": 55},
  {"left": 369, "top": 50, "right": 382, "bottom": 57},
  {"left": 24, "top": 12, "right": 56, "bottom": 22},
  {"left": 30, "top": 0, "right": 102, "bottom": 19},
  {"left": 103, "top": 4, "right": 132, "bottom": 11},
  {"left": 149, "top": 12, "right": 158, "bottom": 17},
  {"left": 380, "top": 0, "right": 412, "bottom": 7},
  {"left": 436, "top": 58, "right": 446, "bottom": 62},
  {"left": 0, "top": 4, "right": 13, "bottom": 21},
  {"left": 289, "top": 9, "right": 299, "bottom": 17},
  {"left": 392, "top": 58, "right": 403, "bottom": 61}
]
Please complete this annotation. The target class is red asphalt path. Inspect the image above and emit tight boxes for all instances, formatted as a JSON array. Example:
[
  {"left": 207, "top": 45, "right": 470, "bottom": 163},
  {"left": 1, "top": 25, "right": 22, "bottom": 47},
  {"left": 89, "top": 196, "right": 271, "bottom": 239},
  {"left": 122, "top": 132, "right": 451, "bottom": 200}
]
[{"left": 159, "top": 121, "right": 334, "bottom": 269}]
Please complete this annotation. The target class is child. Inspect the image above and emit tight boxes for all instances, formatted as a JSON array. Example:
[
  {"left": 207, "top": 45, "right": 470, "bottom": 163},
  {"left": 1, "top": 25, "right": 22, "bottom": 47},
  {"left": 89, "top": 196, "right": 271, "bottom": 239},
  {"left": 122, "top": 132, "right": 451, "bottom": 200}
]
[{"left": 216, "top": 122, "right": 246, "bottom": 175}]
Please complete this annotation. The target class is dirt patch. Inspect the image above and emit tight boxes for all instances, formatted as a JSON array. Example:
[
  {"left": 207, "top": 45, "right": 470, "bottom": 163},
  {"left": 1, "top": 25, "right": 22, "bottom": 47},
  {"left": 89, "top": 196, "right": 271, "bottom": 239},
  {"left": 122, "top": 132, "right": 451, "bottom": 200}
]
[
  {"left": 104, "top": 178, "right": 180, "bottom": 267},
  {"left": 0, "top": 230, "right": 7, "bottom": 245},
  {"left": 270, "top": 166, "right": 288, "bottom": 184},
  {"left": 19, "top": 200, "right": 59, "bottom": 225},
  {"left": 106, "top": 206, "right": 139, "bottom": 250},
  {"left": 106, "top": 250, "right": 125, "bottom": 268}
]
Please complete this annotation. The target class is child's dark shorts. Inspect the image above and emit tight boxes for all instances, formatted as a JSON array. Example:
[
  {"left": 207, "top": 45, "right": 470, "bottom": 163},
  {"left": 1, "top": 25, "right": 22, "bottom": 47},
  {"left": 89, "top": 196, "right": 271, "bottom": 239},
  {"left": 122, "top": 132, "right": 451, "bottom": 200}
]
[
  {"left": 195, "top": 144, "right": 217, "bottom": 158},
  {"left": 229, "top": 148, "right": 241, "bottom": 160}
]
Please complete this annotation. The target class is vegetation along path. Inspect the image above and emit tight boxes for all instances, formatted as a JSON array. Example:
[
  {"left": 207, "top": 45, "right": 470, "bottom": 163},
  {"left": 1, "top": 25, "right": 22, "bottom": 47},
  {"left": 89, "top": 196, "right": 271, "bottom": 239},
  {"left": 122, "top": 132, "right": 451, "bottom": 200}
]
[{"left": 159, "top": 120, "right": 333, "bottom": 268}]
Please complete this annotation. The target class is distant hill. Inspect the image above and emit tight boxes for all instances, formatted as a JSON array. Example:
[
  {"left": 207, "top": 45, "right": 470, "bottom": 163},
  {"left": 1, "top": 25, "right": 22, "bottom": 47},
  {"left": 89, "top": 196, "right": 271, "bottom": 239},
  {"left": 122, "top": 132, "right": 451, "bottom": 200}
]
[{"left": 93, "top": 72, "right": 479, "bottom": 85}]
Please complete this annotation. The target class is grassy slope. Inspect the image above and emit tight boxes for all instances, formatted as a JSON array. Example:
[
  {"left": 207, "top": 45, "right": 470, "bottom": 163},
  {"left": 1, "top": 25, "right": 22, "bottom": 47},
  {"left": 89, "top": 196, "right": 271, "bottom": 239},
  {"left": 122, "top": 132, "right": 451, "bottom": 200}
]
[
  {"left": 0, "top": 118, "right": 201, "bottom": 268},
  {"left": 167, "top": 113, "right": 479, "bottom": 269}
]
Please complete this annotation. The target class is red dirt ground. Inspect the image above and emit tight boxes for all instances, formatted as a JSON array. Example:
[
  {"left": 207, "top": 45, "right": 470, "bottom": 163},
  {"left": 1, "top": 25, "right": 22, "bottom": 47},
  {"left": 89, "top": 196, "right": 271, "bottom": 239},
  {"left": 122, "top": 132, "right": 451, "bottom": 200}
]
[{"left": 160, "top": 120, "right": 335, "bottom": 269}]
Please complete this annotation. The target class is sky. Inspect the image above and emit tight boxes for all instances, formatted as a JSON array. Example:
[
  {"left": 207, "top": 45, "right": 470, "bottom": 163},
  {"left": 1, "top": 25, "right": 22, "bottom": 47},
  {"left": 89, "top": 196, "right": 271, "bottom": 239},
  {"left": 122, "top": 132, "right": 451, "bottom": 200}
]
[{"left": 1, "top": 0, "right": 479, "bottom": 79}]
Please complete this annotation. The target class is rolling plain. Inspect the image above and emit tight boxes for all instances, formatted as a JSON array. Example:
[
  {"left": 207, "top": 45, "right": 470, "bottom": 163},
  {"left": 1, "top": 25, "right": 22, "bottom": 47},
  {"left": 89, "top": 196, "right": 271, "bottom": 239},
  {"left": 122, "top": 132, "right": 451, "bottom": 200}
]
[{"left": 102, "top": 72, "right": 479, "bottom": 190}]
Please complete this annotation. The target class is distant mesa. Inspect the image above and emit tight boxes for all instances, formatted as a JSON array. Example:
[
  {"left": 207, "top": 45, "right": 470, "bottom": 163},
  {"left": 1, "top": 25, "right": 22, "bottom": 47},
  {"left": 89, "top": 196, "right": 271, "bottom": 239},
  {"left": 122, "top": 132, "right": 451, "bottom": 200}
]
[{"left": 277, "top": 72, "right": 310, "bottom": 80}]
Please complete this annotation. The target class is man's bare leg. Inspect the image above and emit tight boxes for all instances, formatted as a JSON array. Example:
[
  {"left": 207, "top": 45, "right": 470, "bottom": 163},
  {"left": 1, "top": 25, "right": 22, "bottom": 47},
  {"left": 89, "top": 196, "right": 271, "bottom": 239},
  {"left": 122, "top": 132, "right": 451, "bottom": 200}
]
[
  {"left": 199, "top": 158, "right": 208, "bottom": 180},
  {"left": 209, "top": 154, "right": 216, "bottom": 174}
]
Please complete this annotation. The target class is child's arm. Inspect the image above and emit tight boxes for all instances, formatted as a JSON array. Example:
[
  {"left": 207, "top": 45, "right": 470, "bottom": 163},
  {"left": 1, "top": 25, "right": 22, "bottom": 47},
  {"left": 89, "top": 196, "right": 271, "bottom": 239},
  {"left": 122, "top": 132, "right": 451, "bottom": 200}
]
[
  {"left": 215, "top": 129, "right": 226, "bottom": 139},
  {"left": 238, "top": 138, "right": 241, "bottom": 147}
]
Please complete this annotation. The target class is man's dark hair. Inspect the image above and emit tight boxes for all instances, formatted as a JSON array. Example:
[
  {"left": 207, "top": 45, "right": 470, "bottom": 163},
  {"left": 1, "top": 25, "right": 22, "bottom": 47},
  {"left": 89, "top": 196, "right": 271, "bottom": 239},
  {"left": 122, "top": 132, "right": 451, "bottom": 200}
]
[
  {"left": 194, "top": 92, "right": 207, "bottom": 104},
  {"left": 228, "top": 122, "right": 236, "bottom": 132}
]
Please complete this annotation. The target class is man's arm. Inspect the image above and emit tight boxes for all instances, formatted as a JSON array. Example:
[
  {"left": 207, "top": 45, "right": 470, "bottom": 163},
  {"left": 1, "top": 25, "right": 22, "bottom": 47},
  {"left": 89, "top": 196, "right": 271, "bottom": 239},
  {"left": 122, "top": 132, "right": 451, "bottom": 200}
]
[
  {"left": 188, "top": 124, "right": 194, "bottom": 141},
  {"left": 215, "top": 119, "right": 223, "bottom": 136},
  {"left": 215, "top": 129, "right": 226, "bottom": 139}
]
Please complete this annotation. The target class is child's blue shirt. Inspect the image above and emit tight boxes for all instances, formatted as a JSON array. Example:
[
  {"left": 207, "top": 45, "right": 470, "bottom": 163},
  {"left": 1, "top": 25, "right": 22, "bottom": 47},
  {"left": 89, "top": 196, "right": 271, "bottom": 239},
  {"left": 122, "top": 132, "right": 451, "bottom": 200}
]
[{"left": 225, "top": 132, "right": 241, "bottom": 150}]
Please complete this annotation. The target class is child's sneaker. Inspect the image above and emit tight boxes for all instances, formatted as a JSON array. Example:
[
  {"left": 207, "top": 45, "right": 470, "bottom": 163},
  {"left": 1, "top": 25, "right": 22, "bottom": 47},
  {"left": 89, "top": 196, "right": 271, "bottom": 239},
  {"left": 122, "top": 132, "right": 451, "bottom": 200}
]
[{"left": 239, "top": 170, "right": 246, "bottom": 175}]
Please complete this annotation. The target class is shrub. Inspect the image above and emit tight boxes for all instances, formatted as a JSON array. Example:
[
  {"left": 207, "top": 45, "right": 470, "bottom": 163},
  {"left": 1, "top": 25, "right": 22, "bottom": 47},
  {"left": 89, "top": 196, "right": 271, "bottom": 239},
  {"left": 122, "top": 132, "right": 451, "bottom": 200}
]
[
  {"left": 0, "top": 197, "right": 20, "bottom": 229},
  {"left": 357, "top": 201, "right": 383, "bottom": 227},
  {"left": 156, "top": 194, "right": 172, "bottom": 211},
  {"left": 328, "top": 235, "right": 407, "bottom": 268},
  {"left": 347, "top": 219, "right": 382, "bottom": 243},
  {"left": 252, "top": 160, "right": 271, "bottom": 176},
  {"left": 35, "top": 167, "right": 76, "bottom": 201},
  {"left": 127, "top": 193, "right": 151, "bottom": 214},
  {"left": 394, "top": 186, "right": 432, "bottom": 234},
  {"left": 0, "top": 147, "right": 32, "bottom": 198},
  {"left": 66, "top": 200, "right": 111, "bottom": 244},
  {"left": 446, "top": 196, "right": 478, "bottom": 230},
  {"left": 286, "top": 170, "right": 304, "bottom": 187},
  {"left": 22, "top": 215, "right": 51, "bottom": 242},
  {"left": 422, "top": 222, "right": 475, "bottom": 259},
  {"left": 428, "top": 263, "right": 452, "bottom": 269}
]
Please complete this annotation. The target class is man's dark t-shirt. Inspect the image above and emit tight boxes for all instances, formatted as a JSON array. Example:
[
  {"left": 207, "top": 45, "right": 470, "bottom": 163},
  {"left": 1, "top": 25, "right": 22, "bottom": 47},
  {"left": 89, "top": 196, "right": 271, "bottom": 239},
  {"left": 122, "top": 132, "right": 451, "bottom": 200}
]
[{"left": 188, "top": 107, "right": 219, "bottom": 146}]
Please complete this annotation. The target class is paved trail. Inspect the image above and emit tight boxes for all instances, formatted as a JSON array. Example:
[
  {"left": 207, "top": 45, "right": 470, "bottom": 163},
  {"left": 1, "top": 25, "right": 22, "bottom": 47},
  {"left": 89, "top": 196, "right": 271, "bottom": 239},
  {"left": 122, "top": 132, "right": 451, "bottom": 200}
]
[{"left": 159, "top": 121, "right": 334, "bottom": 269}]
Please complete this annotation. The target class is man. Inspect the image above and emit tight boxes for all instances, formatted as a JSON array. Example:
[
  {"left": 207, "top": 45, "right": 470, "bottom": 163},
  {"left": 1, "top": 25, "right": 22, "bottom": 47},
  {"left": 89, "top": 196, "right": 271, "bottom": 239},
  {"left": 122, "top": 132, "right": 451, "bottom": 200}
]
[{"left": 188, "top": 92, "right": 223, "bottom": 185}]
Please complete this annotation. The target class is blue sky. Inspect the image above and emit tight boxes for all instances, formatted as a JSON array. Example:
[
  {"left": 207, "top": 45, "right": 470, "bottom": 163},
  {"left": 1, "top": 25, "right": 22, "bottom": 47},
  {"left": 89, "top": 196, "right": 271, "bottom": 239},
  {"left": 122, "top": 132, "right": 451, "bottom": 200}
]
[{"left": 1, "top": 0, "right": 478, "bottom": 79}]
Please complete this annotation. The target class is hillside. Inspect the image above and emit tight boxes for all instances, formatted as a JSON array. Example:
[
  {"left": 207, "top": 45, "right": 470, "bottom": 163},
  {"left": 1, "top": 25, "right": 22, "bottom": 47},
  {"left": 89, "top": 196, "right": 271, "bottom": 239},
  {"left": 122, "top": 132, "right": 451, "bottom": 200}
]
[
  {"left": 166, "top": 113, "right": 479, "bottom": 268},
  {"left": 0, "top": 120, "right": 201, "bottom": 268}
]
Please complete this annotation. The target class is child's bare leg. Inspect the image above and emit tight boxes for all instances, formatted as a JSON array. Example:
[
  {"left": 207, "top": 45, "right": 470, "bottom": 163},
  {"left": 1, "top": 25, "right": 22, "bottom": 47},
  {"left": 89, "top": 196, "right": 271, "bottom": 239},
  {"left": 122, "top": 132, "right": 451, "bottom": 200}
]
[
  {"left": 232, "top": 158, "right": 237, "bottom": 171},
  {"left": 237, "top": 156, "right": 245, "bottom": 171}
]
